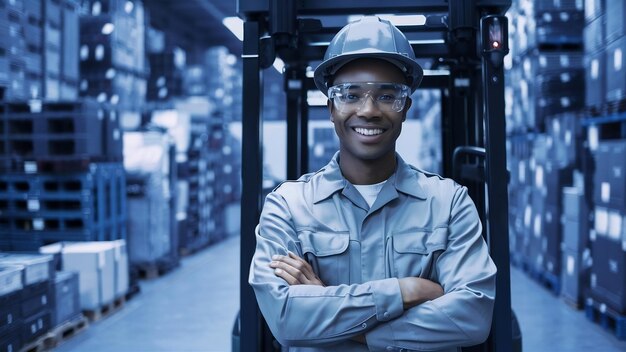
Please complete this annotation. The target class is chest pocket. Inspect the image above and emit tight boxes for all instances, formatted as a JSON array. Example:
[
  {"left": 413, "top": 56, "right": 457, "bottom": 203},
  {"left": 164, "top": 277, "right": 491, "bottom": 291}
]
[
  {"left": 388, "top": 227, "right": 448, "bottom": 280},
  {"left": 298, "top": 231, "right": 350, "bottom": 286}
]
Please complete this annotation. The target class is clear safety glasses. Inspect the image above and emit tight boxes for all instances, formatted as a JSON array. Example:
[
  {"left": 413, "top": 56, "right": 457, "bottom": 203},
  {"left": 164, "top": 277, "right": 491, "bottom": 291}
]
[{"left": 328, "top": 82, "right": 410, "bottom": 113}]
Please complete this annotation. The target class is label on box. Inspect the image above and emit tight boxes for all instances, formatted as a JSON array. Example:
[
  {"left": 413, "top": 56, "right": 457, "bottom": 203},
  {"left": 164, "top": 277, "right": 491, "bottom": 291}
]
[
  {"left": 27, "top": 199, "right": 40, "bottom": 212},
  {"left": 609, "top": 259, "right": 618, "bottom": 273},
  {"left": 524, "top": 206, "right": 532, "bottom": 228},
  {"left": 518, "top": 161, "right": 526, "bottom": 183},
  {"left": 546, "top": 210, "right": 553, "bottom": 224},
  {"left": 567, "top": 255, "right": 575, "bottom": 276},
  {"left": 590, "top": 229, "right": 597, "bottom": 242},
  {"left": 588, "top": 126, "right": 599, "bottom": 151},
  {"left": 24, "top": 161, "right": 38, "bottom": 174},
  {"left": 615, "top": 48, "right": 623, "bottom": 72},
  {"left": 601, "top": 182, "right": 611, "bottom": 203},
  {"left": 595, "top": 208, "right": 608, "bottom": 236},
  {"left": 28, "top": 99, "right": 42, "bottom": 113},
  {"left": 534, "top": 214, "right": 542, "bottom": 238},
  {"left": 535, "top": 165, "right": 544, "bottom": 188},
  {"left": 565, "top": 131, "right": 572, "bottom": 146},
  {"left": 591, "top": 273, "right": 596, "bottom": 287},
  {"left": 609, "top": 211, "right": 622, "bottom": 240},
  {"left": 33, "top": 218, "right": 44, "bottom": 231},
  {"left": 591, "top": 58, "right": 599, "bottom": 79}
]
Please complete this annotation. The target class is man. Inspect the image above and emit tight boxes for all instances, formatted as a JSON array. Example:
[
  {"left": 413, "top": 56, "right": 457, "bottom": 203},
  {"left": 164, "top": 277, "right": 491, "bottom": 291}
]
[{"left": 249, "top": 16, "right": 496, "bottom": 351}]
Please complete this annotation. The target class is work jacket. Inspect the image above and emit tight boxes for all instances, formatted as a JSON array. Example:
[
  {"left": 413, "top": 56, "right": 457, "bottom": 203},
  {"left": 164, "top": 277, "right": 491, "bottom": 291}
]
[{"left": 249, "top": 153, "right": 497, "bottom": 352}]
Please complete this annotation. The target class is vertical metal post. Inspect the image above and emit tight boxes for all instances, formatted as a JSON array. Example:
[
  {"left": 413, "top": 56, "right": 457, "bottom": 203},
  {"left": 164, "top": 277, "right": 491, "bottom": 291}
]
[
  {"left": 286, "top": 66, "right": 302, "bottom": 180},
  {"left": 299, "top": 72, "right": 309, "bottom": 175},
  {"left": 286, "top": 66, "right": 309, "bottom": 179},
  {"left": 480, "top": 15, "right": 513, "bottom": 352},
  {"left": 240, "top": 19, "right": 265, "bottom": 352}
]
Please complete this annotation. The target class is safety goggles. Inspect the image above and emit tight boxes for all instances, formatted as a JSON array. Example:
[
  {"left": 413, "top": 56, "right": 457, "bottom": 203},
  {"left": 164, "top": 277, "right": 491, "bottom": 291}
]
[{"left": 328, "top": 82, "right": 410, "bottom": 113}]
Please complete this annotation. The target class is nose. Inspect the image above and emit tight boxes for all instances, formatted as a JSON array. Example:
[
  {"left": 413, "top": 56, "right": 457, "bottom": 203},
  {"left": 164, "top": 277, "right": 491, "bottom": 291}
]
[{"left": 357, "top": 95, "right": 381, "bottom": 116}]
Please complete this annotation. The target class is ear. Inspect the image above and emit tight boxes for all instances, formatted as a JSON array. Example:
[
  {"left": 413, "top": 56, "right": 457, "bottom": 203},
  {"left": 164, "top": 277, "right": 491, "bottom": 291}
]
[
  {"left": 327, "top": 99, "right": 334, "bottom": 122},
  {"left": 401, "top": 98, "right": 412, "bottom": 122}
]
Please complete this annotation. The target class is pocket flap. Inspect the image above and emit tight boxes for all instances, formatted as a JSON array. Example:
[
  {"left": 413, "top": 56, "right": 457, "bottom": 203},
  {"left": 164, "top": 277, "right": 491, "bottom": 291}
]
[
  {"left": 392, "top": 227, "right": 448, "bottom": 254},
  {"left": 298, "top": 231, "right": 350, "bottom": 257}
]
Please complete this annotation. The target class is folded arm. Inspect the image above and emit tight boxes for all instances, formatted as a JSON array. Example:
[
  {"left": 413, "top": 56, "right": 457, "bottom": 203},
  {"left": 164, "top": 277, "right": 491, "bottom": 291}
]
[
  {"left": 364, "top": 186, "right": 497, "bottom": 351},
  {"left": 249, "top": 192, "right": 406, "bottom": 347}
]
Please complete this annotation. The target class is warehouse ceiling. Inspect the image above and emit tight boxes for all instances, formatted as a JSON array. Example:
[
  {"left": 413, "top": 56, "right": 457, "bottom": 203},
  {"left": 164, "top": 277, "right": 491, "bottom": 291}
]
[{"left": 143, "top": 0, "right": 241, "bottom": 56}]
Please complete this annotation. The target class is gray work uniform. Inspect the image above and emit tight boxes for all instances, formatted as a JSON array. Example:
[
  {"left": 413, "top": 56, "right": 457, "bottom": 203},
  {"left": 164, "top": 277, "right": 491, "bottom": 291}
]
[{"left": 249, "top": 153, "right": 497, "bottom": 352}]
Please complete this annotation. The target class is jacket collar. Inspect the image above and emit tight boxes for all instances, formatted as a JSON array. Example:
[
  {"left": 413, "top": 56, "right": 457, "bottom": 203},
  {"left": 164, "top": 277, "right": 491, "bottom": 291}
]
[{"left": 312, "top": 152, "right": 427, "bottom": 204}]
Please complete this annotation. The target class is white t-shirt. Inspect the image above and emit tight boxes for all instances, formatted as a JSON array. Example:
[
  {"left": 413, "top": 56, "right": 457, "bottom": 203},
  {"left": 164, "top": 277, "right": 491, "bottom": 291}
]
[{"left": 353, "top": 180, "right": 387, "bottom": 207}]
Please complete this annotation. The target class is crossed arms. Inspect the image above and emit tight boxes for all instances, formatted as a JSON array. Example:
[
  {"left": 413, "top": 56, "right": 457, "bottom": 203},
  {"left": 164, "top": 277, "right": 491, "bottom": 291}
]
[{"left": 249, "top": 187, "right": 497, "bottom": 351}]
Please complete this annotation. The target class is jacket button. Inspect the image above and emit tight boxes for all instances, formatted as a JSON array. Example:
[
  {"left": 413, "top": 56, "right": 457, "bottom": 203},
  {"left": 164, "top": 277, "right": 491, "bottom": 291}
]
[
  {"left": 383, "top": 312, "right": 390, "bottom": 319},
  {"left": 361, "top": 323, "right": 367, "bottom": 329}
]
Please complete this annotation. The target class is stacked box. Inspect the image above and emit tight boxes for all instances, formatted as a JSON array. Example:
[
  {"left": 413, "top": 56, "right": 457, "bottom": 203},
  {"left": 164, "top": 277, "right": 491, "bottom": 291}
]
[
  {"left": 560, "top": 186, "right": 592, "bottom": 306},
  {"left": 147, "top": 50, "right": 184, "bottom": 101},
  {"left": 54, "top": 242, "right": 116, "bottom": 310},
  {"left": 0, "top": 100, "right": 124, "bottom": 172},
  {"left": 79, "top": 0, "right": 146, "bottom": 111},
  {"left": 593, "top": 140, "right": 626, "bottom": 210},
  {"left": 41, "top": 239, "right": 128, "bottom": 299},
  {"left": 123, "top": 131, "right": 176, "bottom": 265},
  {"left": 51, "top": 270, "right": 81, "bottom": 327},
  {"left": 0, "top": 163, "right": 127, "bottom": 251},
  {"left": 0, "top": 253, "right": 54, "bottom": 346},
  {"left": 590, "top": 213, "right": 626, "bottom": 313},
  {"left": 0, "top": 265, "right": 25, "bottom": 352},
  {"left": 0, "top": 0, "right": 29, "bottom": 100},
  {"left": 589, "top": 139, "right": 626, "bottom": 313}
]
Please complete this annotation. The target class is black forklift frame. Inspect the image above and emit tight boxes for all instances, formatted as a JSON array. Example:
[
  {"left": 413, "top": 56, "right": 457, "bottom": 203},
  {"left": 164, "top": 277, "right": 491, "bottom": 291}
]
[{"left": 238, "top": 1, "right": 513, "bottom": 351}]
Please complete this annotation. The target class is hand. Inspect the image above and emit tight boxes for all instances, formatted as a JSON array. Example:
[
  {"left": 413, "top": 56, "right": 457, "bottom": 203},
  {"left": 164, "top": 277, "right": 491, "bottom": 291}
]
[
  {"left": 398, "top": 277, "right": 444, "bottom": 309},
  {"left": 270, "top": 252, "right": 325, "bottom": 286}
]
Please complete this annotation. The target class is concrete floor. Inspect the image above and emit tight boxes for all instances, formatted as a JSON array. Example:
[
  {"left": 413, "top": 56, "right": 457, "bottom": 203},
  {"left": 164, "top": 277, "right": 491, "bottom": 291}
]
[
  {"left": 54, "top": 235, "right": 626, "bottom": 352},
  {"left": 55, "top": 236, "right": 240, "bottom": 352}
]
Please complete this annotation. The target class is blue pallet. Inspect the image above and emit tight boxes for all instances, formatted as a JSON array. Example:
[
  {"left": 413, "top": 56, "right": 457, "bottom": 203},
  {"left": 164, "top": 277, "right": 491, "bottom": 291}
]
[
  {"left": 0, "top": 219, "right": 126, "bottom": 251},
  {"left": 0, "top": 163, "right": 126, "bottom": 247},
  {"left": 585, "top": 299, "right": 626, "bottom": 340}
]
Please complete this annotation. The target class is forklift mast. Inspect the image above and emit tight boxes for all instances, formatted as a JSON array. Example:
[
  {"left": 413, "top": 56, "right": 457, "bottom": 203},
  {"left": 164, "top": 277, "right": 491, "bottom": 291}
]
[{"left": 237, "top": 1, "right": 513, "bottom": 351}]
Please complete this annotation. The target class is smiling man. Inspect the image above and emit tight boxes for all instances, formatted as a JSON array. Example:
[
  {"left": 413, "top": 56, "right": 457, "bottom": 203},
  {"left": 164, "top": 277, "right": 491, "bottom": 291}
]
[{"left": 249, "top": 16, "right": 497, "bottom": 352}]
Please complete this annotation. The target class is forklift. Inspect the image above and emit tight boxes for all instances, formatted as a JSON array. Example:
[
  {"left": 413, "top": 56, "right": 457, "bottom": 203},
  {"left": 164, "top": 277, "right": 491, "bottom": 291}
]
[{"left": 236, "top": 1, "right": 521, "bottom": 351}]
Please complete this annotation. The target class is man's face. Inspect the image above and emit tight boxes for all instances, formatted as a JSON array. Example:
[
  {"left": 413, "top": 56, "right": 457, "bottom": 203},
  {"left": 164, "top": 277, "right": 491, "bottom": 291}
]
[{"left": 328, "top": 59, "right": 412, "bottom": 163}]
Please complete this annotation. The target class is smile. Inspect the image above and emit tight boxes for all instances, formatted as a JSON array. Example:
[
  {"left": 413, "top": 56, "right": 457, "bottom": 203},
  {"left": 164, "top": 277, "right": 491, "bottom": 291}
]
[{"left": 353, "top": 127, "right": 385, "bottom": 136}]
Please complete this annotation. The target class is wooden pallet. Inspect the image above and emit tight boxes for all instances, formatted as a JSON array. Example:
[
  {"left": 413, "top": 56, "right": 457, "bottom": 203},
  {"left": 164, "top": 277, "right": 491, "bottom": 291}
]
[
  {"left": 43, "top": 315, "right": 89, "bottom": 349},
  {"left": 20, "top": 337, "right": 49, "bottom": 352},
  {"left": 133, "top": 256, "right": 179, "bottom": 280},
  {"left": 83, "top": 296, "right": 126, "bottom": 322},
  {"left": 585, "top": 298, "right": 626, "bottom": 340},
  {"left": 561, "top": 294, "right": 584, "bottom": 310},
  {"left": 520, "top": 262, "right": 561, "bottom": 296}
]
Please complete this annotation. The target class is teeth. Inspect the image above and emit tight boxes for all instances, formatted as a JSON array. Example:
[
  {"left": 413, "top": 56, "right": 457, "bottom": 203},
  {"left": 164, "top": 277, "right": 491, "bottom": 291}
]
[{"left": 354, "top": 127, "right": 384, "bottom": 136}]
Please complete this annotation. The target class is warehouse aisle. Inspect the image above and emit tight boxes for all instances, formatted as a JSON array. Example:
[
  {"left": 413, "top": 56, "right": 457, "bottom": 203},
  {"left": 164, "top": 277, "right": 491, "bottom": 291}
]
[
  {"left": 51, "top": 235, "right": 626, "bottom": 352},
  {"left": 55, "top": 236, "right": 240, "bottom": 352},
  {"left": 511, "top": 266, "right": 626, "bottom": 351}
]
